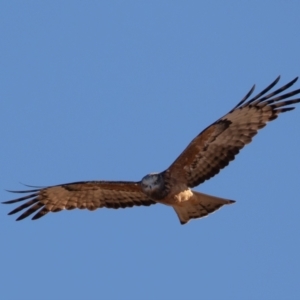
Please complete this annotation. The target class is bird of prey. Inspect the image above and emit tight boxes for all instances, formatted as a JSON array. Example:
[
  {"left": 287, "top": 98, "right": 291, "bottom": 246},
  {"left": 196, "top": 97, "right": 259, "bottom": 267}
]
[{"left": 3, "top": 76, "right": 300, "bottom": 224}]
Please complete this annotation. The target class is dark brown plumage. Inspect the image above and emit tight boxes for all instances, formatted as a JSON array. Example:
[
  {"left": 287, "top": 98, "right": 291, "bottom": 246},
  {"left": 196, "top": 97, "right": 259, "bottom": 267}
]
[
  {"left": 167, "top": 76, "right": 300, "bottom": 187},
  {"left": 3, "top": 76, "right": 300, "bottom": 224},
  {"left": 4, "top": 181, "right": 155, "bottom": 221}
]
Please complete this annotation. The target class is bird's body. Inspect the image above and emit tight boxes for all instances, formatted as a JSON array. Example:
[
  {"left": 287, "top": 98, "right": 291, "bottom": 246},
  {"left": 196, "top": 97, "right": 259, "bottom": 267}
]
[{"left": 3, "top": 76, "right": 300, "bottom": 224}]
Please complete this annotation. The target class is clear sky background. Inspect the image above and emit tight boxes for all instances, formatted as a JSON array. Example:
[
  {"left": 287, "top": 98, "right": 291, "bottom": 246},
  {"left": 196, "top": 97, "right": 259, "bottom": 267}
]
[{"left": 1, "top": 2, "right": 300, "bottom": 300}]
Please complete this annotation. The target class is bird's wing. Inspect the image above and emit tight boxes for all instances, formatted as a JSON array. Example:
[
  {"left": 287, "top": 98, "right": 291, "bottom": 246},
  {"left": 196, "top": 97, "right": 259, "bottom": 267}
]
[
  {"left": 2, "top": 181, "right": 155, "bottom": 221},
  {"left": 167, "top": 76, "right": 300, "bottom": 187}
]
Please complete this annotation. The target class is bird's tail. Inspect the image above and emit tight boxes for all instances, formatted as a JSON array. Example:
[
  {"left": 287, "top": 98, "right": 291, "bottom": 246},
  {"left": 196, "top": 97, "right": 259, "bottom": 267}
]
[{"left": 172, "top": 191, "right": 235, "bottom": 225}]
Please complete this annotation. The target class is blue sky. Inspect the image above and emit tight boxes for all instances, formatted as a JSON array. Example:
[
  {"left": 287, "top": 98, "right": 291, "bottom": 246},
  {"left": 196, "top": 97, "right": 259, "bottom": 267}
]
[{"left": 1, "top": 2, "right": 300, "bottom": 300}]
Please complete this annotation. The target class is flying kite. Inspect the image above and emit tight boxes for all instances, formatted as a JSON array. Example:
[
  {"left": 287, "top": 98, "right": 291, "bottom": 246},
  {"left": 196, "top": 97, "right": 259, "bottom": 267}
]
[{"left": 3, "top": 76, "right": 300, "bottom": 224}]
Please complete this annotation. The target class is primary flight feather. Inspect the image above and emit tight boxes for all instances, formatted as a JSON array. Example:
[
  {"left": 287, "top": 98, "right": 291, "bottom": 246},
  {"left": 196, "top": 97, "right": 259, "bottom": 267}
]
[{"left": 3, "top": 76, "right": 300, "bottom": 224}]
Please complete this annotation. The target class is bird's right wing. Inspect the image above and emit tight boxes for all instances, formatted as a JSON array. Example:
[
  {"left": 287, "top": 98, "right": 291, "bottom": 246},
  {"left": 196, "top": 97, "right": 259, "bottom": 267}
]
[{"left": 2, "top": 181, "right": 155, "bottom": 221}]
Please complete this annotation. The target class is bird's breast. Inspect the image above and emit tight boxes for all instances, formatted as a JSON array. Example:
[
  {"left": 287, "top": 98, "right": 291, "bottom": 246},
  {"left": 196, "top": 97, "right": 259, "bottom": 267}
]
[{"left": 157, "top": 182, "right": 193, "bottom": 206}]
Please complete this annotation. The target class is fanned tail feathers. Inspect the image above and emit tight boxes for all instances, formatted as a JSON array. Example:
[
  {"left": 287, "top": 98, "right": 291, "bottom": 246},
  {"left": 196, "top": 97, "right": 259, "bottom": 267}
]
[{"left": 173, "top": 191, "right": 235, "bottom": 225}]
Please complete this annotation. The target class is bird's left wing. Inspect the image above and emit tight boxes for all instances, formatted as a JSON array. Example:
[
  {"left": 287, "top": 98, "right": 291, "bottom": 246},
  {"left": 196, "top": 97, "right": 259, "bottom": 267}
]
[
  {"left": 167, "top": 76, "right": 300, "bottom": 188},
  {"left": 2, "top": 181, "right": 155, "bottom": 221}
]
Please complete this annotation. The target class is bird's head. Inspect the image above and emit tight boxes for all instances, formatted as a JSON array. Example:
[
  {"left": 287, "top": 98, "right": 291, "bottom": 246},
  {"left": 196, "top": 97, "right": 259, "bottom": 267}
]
[{"left": 141, "top": 173, "right": 165, "bottom": 199}]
